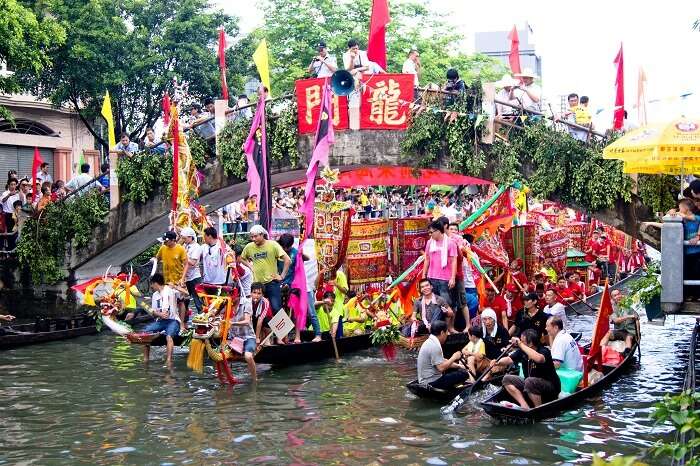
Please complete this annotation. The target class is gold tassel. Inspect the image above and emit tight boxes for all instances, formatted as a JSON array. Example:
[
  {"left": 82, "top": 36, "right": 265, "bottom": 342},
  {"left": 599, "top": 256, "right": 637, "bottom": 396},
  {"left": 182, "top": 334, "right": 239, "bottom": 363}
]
[{"left": 187, "top": 339, "right": 205, "bottom": 373}]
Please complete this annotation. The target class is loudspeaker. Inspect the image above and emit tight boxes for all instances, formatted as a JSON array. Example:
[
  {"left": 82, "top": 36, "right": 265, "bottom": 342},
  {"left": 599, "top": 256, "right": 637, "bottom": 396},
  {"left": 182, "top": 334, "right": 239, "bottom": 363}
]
[{"left": 331, "top": 70, "right": 355, "bottom": 96}]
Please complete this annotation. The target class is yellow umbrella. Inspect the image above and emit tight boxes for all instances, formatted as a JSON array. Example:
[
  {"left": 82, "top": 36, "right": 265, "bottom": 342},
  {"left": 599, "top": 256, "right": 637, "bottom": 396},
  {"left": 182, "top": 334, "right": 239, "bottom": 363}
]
[{"left": 603, "top": 118, "right": 700, "bottom": 165}]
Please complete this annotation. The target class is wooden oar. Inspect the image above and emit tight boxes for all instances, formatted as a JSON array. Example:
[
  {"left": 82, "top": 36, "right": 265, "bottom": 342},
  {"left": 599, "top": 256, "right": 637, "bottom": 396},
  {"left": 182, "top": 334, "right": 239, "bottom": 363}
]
[
  {"left": 441, "top": 342, "right": 515, "bottom": 414},
  {"left": 552, "top": 290, "right": 590, "bottom": 317},
  {"left": 331, "top": 332, "right": 341, "bottom": 361},
  {"left": 635, "top": 316, "right": 642, "bottom": 361}
]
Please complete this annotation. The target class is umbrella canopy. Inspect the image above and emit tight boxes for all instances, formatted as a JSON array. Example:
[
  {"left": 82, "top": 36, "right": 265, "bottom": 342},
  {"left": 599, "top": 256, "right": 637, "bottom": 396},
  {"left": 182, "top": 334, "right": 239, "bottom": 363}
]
[{"left": 603, "top": 118, "right": 700, "bottom": 174}]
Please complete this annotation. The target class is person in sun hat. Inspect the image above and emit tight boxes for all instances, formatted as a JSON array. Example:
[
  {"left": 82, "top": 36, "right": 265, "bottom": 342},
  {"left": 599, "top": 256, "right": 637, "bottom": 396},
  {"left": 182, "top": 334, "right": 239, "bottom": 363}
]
[
  {"left": 179, "top": 226, "right": 203, "bottom": 314},
  {"left": 494, "top": 74, "right": 520, "bottom": 117},
  {"left": 512, "top": 68, "right": 541, "bottom": 112}
]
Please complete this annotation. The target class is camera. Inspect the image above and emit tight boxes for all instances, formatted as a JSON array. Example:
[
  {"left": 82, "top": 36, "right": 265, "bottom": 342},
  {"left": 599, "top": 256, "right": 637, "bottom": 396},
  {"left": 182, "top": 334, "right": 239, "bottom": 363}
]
[{"left": 312, "top": 57, "right": 320, "bottom": 62}]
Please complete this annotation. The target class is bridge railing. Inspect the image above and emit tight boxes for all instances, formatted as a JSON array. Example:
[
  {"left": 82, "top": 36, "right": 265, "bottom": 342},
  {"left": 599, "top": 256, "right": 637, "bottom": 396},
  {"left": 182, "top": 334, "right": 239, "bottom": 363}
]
[{"left": 660, "top": 215, "right": 700, "bottom": 311}]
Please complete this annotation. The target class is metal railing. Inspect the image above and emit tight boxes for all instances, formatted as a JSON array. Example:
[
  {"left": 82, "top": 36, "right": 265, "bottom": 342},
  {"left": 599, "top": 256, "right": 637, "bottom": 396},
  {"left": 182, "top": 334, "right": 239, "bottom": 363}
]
[{"left": 672, "top": 318, "right": 700, "bottom": 465}]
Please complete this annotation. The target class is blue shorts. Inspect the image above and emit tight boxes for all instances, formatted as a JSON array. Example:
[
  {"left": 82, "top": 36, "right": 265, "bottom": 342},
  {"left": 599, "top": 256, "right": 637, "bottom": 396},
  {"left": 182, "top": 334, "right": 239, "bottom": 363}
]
[
  {"left": 243, "top": 337, "right": 256, "bottom": 354},
  {"left": 143, "top": 319, "right": 180, "bottom": 337}
]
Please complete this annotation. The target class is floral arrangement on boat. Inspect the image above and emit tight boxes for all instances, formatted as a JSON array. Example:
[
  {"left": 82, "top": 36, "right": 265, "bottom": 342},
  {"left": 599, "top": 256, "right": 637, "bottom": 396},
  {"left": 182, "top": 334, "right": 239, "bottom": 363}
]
[{"left": 371, "top": 311, "right": 401, "bottom": 360}]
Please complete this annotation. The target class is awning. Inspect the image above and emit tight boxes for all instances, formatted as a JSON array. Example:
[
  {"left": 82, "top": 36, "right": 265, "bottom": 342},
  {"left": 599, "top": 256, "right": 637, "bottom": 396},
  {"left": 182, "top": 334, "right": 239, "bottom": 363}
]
[{"left": 277, "top": 166, "right": 492, "bottom": 189}]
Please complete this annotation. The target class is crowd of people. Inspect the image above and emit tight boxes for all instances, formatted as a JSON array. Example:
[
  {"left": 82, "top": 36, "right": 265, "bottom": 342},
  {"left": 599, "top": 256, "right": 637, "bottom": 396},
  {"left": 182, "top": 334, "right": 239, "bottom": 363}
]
[{"left": 0, "top": 162, "right": 108, "bottom": 255}]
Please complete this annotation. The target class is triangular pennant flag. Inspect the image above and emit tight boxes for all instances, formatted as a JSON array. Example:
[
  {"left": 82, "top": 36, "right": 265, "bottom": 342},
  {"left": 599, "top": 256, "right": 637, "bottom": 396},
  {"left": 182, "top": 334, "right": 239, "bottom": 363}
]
[
  {"left": 101, "top": 91, "right": 116, "bottom": 149},
  {"left": 519, "top": 115, "right": 528, "bottom": 123},
  {"left": 252, "top": 39, "right": 271, "bottom": 96}
]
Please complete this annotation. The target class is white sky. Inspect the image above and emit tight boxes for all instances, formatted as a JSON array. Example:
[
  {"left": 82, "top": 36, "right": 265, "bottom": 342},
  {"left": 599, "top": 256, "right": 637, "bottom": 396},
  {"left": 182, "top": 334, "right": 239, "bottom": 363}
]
[{"left": 217, "top": 0, "right": 700, "bottom": 130}]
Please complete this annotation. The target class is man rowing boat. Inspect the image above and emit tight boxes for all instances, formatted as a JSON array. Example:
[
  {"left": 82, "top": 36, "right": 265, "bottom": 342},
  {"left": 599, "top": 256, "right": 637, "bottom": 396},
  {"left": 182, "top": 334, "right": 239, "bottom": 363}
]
[
  {"left": 600, "top": 289, "right": 638, "bottom": 357},
  {"left": 416, "top": 321, "right": 468, "bottom": 390}
]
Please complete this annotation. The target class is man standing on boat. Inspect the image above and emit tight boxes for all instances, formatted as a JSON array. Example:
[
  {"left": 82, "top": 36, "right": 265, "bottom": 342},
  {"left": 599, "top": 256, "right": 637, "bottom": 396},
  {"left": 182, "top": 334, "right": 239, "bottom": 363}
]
[
  {"left": 416, "top": 321, "right": 467, "bottom": 389},
  {"left": 201, "top": 227, "right": 229, "bottom": 286},
  {"left": 546, "top": 316, "right": 582, "bottom": 371},
  {"left": 422, "top": 220, "right": 458, "bottom": 332},
  {"left": 493, "top": 329, "right": 561, "bottom": 409},
  {"left": 241, "top": 225, "right": 291, "bottom": 314},
  {"left": 600, "top": 289, "right": 638, "bottom": 357},
  {"left": 143, "top": 273, "right": 182, "bottom": 365}
]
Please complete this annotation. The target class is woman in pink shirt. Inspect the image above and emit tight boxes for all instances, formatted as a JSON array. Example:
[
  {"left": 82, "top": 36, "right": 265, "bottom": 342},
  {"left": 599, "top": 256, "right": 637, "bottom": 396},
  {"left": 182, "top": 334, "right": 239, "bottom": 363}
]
[{"left": 422, "top": 220, "right": 458, "bottom": 329}]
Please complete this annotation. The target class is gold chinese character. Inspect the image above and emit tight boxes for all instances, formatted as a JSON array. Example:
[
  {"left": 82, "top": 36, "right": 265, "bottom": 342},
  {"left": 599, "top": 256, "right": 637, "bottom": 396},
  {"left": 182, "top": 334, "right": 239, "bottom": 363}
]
[
  {"left": 305, "top": 85, "right": 321, "bottom": 124},
  {"left": 369, "top": 79, "right": 406, "bottom": 126}
]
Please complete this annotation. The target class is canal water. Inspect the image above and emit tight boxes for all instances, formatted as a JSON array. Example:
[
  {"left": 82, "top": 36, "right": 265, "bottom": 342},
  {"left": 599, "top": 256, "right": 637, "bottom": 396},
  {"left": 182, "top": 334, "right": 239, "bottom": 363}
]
[{"left": 0, "top": 313, "right": 693, "bottom": 465}]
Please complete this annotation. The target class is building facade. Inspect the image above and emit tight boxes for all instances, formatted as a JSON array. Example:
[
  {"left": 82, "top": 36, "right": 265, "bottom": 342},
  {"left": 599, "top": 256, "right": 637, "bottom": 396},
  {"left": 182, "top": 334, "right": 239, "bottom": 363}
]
[{"left": 474, "top": 23, "right": 542, "bottom": 80}]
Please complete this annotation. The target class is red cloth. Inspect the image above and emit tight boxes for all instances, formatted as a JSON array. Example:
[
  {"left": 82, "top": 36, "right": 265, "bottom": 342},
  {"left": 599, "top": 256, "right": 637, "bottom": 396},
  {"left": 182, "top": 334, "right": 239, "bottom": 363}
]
[
  {"left": 589, "top": 283, "right": 614, "bottom": 360},
  {"left": 483, "top": 295, "right": 507, "bottom": 323},
  {"left": 507, "top": 25, "right": 521, "bottom": 76},
  {"left": 171, "top": 111, "right": 179, "bottom": 212},
  {"left": 367, "top": 0, "right": 390, "bottom": 71},
  {"left": 218, "top": 28, "right": 229, "bottom": 100},
  {"left": 567, "top": 282, "right": 585, "bottom": 300},
  {"left": 31, "top": 147, "right": 44, "bottom": 203},
  {"left": 613, "top": 44, "right": 625, "bottom": 131}
]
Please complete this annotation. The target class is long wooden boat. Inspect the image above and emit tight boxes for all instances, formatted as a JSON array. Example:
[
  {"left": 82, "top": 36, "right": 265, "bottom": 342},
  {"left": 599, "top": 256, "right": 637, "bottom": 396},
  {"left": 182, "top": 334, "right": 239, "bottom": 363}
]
[
  {"left": 406, "top": 373, "right": 505, "bottom": 402},
  {"left": 0, "top": 314, "right": 97, "bottom": 350},
  {"left": 479, "top": 341, "right": 638, "bottom": 423},
  {"left": 255, "top": 332, "right": 371, "bottom": 365},
  {"left": 567, "top": 271, "right": 641, "bottom": 315}
]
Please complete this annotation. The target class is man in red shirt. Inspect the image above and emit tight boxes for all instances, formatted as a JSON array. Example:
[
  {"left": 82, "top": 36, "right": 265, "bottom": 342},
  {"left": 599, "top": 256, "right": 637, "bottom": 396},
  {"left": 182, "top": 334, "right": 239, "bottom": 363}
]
[
  {"left": 554, "top": 277, "right": 575, "bottom": 305},
  {"left": 481, "top": 286, "right": 508, "bottom": 328},
  {"left": 566, "top": 271, "right": 586, "bottom": 301},
  {"left": 502, "top": 283, "right": 523, "bottom": 330},
  {"left": 496, "top": 258, "right": 528, "bottom": 293},
  {"left": 585, "top": 229, "right": 611, "bottom": 280},
  {"left": 601, "top": 232, "right": 617, "bottom": 283}
]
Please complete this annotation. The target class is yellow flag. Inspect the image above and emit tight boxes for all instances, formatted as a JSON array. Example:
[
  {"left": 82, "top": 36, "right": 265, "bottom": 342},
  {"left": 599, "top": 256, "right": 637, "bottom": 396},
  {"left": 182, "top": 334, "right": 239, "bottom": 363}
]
[
  {"left": 252, "top": 39, "right": 271, "bottom": 96},
  {"left": 101, "top": 91, "right": 116, "bottom": 149}
]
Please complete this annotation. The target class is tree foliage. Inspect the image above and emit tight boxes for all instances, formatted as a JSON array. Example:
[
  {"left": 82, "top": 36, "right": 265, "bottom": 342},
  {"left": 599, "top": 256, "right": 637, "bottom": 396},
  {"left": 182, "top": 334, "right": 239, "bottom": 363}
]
[
  {"left": 15, "top": 0, "right": 236, "bottom": 149},
  {"left": 227, "top": 0, "right": 505, "bottom": 94},
  {"left": 0, "top": 0, "right": 65, "bottom": 120}
]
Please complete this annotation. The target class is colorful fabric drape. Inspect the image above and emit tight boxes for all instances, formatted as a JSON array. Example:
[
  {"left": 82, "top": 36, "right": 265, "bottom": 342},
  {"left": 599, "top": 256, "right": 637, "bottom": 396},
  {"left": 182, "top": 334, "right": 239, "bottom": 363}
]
[
  {"left": 566, "top": 221, "right": 589, "bottom": 252},
  {"left": 464, "top": 187, "right": 515, "bottom": 241},
  {"left": 243, "top": 99, "right": 271, "bottom": 231},
  {"left": 504, "top": 224, "right": 539, "bottom": 278},
  {"left": 539, "top": 227, "right": 569, "bottom": 275},
  {"left": 388, "top": 217, "right": 429, "bottom": 275},
  {"left": 270, "top": 217, "right": 300, "bottom": 241},
  {"left": 314, "top": 202, "right": 351, "bottom": 281},
  {"left": 346, "top": 219, "right": 389, "bottom": 287}
]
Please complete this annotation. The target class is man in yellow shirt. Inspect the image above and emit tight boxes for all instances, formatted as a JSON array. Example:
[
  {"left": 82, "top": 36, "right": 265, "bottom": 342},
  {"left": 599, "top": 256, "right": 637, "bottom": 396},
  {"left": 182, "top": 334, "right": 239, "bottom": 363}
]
[
  {"left": 154, "top": 230, "right": 188, "bottom": 323},
  {"left": 240, "top": 225, "right": 290, "bottom": 314}
]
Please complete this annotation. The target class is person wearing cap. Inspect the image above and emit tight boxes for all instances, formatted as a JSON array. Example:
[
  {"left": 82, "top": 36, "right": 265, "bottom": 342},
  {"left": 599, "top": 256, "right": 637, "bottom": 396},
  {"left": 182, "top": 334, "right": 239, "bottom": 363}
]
[
  {"left": 512, "top": 68, "right": 541, "bottom": 112},
  {"left": 241, "top": 225, "right": 291, "bottom": 314},
  {"left": 502, "top": 283, "right": 523, "bottom": 330},
  {"left": 494, "top": 74, "right": 520, "bottom": 117},
  {"left": 509, "top": 292, "right": 548, "bottom": 340},
  {"left": 401, "top": 49, "right": 420, "bottom": 89},
  {"left": 179, "top": 226, "right": 203, "bottom": 314},
  {"left": 308, "top": 41, "right": 337, "bottom": 78}
]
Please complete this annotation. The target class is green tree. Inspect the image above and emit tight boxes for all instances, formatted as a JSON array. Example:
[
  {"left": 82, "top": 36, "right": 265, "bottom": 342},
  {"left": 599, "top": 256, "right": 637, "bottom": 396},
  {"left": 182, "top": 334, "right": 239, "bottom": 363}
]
[
  {"left": 0, "top": 0, "right": 65, "bottom": 121},
  {"left": 16, "top": 0, "right": 237, "bottom": 148},
  {"left": 227, "top": 0, "right": 505, "bottom": 94}
]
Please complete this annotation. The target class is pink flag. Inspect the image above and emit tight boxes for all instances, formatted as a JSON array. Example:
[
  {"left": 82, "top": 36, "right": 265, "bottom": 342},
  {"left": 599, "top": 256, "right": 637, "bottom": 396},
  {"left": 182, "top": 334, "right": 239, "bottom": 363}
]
[
  {"left": 218, "top": 28, "right": 229, "bottom": 101},
  {"left": 613, "top": 43, "right": 625, "bottom": 131},
  {"left": 507, "top": 25, "right": 521, "bottom": 76},
  {"left": 289, "top": 239, "right": 309, "bottom": 331},
  {"left": 243, "top": 99, "right": 266, "bottom": 200},
  {"left": 162, "top": 93, "right": 171, "bottom": 125}
]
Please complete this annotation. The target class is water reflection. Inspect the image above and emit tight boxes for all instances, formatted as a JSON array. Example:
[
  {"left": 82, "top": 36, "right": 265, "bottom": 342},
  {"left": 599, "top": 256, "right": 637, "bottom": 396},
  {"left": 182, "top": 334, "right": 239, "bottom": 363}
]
[{"left": 0, "top": 314, "right": 692, "bottom": 465}]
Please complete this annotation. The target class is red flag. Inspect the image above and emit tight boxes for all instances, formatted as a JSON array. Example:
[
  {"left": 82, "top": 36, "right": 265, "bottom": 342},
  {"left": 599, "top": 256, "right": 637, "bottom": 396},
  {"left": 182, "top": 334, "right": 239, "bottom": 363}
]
[
  {"left": 218, "top": 28, "right": 229, "bottom": 101},
  {"left": 588, "top": 281, "right": 614, "bottom": 361},
  {"left": 31, "top": 147, "right": 44, "bottom": 202},
  {"left": 613, "top": 44, "right": 625, "bottom": 131},
  {"left": 367, "top": 0, "right": 390, "bottom": 71},
  {"left": 162, "top": 93, "right": 170, "bottom": 126},
  {"left": 507, "top": 25, "right": 521, "bottom": 76}
]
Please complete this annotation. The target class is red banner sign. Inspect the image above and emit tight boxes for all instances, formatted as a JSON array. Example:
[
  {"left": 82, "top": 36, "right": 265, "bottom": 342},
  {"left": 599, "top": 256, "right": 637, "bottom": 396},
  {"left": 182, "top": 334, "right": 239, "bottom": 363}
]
[
  {"left": 359, "top": 73, "right": 413, "bottom": 130},
  {"left": 295, "top": 78, "right": 349, "bottom": 134}
]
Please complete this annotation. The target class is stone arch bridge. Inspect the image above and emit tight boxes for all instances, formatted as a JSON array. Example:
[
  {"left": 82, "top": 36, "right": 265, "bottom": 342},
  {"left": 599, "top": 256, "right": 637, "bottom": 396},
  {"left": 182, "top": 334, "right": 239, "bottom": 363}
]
[{"left": 70, "top": 130, "right": 656, "bottom": 281}]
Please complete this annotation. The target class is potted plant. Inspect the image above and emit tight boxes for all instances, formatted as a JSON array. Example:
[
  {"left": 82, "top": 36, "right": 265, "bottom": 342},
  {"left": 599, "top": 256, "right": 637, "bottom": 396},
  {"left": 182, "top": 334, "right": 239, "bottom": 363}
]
[
  {"left": 623, "top": 262, "right": 662, "bottom": 321},
  {"left": 370, "top": 312, "right": 401, "bottom": 361}
]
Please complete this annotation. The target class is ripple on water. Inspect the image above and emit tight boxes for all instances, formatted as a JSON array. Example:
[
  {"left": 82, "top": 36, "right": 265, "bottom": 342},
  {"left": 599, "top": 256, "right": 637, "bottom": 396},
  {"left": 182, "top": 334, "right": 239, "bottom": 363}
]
[{"left": 0, "top": 316, "right": 694, "bottom": 465}]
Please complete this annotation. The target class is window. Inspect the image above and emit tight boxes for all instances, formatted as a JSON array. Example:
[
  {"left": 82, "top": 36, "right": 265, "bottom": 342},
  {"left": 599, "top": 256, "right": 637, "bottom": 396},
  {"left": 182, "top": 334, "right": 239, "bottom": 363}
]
[{"left": 0, "top": 119, "right": 58, "bottom": 136}]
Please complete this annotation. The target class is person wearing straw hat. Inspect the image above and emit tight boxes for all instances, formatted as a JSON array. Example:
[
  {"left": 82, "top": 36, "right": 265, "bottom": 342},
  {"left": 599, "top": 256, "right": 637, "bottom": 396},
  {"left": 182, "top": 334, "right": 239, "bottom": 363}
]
[
  {"left": 494, "top": 74, "right": 520, "bottom": 117},
  {"left": 512, "top": 68, "right": 541, "bottom": 112}
]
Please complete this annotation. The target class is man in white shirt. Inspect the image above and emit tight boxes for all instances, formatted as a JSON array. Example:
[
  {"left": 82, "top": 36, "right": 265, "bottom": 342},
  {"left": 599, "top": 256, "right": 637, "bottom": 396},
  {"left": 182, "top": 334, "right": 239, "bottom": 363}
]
[
  {"left": 142, "top": 273, "right": 182, "bottom": 364},
  {"left": 494, "top": 74, "right": 520, "bottom": 117},
  {"left": 115, "top": 132, "right": 139, "bottom": 155},
  {"left": 179, "top": 227, "right": 203, "bottom": 314},
  {"left": 36, "top": 162, "right": 53, "bottom": 186},
  {"left": 343, "top": 38, "right": 384, "bottom": 76},
  {"left": 201, "top": 226, "right": 229, "bottom": 285},
  {"left": 512, "top": 68, "right": 542, "bottom": 112},
  {"left": 543, "top": 289, "right": 569, "bottom": 330},
  {"left": 546, "top": 315, "right": 583, "bottom": 372},
  {"left": 401, "top": 49, "right": 420, "bottom": 88},
  {"left": 65, "top": 163, "right": 94, "bottom": 195},
  {"left": 308, "top": 41, "right": 338, "bottom": 78}
]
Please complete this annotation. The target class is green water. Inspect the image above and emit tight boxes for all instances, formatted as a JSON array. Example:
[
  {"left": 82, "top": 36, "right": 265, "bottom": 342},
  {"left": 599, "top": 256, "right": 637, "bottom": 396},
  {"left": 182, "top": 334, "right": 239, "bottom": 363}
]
[{"left": 0, "top": 314, "right": 692, "bottom": 465}]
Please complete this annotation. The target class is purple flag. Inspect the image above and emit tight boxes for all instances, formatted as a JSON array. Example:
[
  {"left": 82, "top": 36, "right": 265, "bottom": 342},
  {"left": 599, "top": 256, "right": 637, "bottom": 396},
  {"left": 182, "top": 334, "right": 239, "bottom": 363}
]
[
  {"left": 289, "top": 239, "right": 309, "bottom": 331},
  {"left": 243, "top": 98, "right": 271, "bottom": 231}
]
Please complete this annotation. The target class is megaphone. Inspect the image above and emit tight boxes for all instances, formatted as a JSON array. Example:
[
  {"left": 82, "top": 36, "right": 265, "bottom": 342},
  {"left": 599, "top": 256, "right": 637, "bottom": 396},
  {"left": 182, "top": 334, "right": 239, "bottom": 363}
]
[{"left": 331, "top": 70, "right": 355, "bottom": 96}]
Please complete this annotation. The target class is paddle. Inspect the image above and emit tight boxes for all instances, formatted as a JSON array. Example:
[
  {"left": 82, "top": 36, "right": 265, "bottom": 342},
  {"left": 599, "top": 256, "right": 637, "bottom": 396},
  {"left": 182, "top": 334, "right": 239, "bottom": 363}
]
[
  {"left": 441, "top": 342, "right": 516, "bottom": 415},
  {"left": 635, "top": 316, "right": 642, "bottom": 361},
  {"left": 553, "top": 290, "right": 591, "bottom": 317},
  {"left": 331, "top": 332, "right": 341, "bottom": 361}
]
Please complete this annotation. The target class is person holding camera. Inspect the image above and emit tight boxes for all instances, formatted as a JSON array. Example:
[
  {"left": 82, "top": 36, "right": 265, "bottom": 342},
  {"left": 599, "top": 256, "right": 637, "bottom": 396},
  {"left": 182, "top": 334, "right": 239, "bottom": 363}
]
[
  {"left": 402, "top": 49, "right": 421, "bottom": 87},
  {"left": 443, "top": 68, "right": 466, "bottom": 105},
  {"left": 308, "top": 41, "right": 337, "bottom": 78},
  {"left": 512, "top": 68, "right": 542, "bottom": 112}
]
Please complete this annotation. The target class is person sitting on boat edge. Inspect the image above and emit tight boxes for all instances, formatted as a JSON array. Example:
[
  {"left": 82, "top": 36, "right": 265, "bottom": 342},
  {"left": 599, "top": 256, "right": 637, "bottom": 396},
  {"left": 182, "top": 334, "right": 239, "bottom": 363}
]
[
  {"left": 227, "top": 296, "right": 257, "bottom": 382},
  {"left": 546, "top": 316, "right": 583, "bottom": 372},
  {"left": 461, "top": 326, "right": 486, "bottom": 383},
  {"left": 343, "top": 291, "right": 370, "bottom": 336},
  {"left": 416, "top": 321, "right": 468, "bottom": 390},
  {"left": 142, "top": 273, "right": 182, "bottom": 365},
  {"left": 401, "top": 278, "right": 454, "bottom": 337},
  {"left": 476, "top": 307, "right": 511, "bottom": 381},
  {"left": 493, "top": 329, "right": 561, "bottom": 409},
  {"left": 600, "top": 289, "right": 638, "bottom": 357},
  {"left": 509, "top": 293, "right": 548, "bottom": 340}
]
